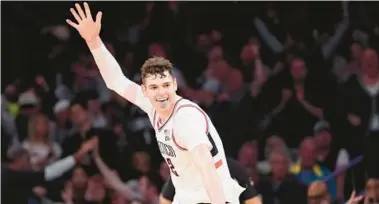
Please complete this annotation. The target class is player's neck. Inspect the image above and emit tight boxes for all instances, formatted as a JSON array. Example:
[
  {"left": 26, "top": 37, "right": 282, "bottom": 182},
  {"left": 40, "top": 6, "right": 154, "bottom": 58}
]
[{"left": 156, "top": 95, "right": 182, "bottom": 121}]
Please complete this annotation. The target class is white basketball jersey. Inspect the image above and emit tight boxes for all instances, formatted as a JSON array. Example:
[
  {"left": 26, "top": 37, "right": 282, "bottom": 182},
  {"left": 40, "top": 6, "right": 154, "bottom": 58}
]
[{"left": 149, "top": 98, "right": 245, "bottom": 204}]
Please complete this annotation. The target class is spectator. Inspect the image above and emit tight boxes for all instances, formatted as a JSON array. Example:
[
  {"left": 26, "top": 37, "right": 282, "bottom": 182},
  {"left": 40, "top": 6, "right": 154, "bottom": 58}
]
[
  {"left": 332, "top": 42, "right": 365, "bottom": 83},
  {"left": 69, "top": 166, "right": 89, "bottom": 203},
  {"left": 237, "top": 141, "right": 262, "bottom": 184},
  {"left": 313, "top": 120, "right": 349, "bottom": 201},
  {"left": 110, "top": 190, "right": 129, "bottom": 204},
  {"left": 132, "top": 151, "right": 152, "bottom": 176},
  {"left": 258, "top": 135, "right": 293, "bottom": 174},
  {"left": 16, "top": 91, "right": 41, "bottom": 141},
  {"left": 290, "top": 137, "right": 337, "bottom": 200},
  {"left": 52, "top": 99, "right": 73, "bottom": 144},
  {"left": 339, "top": 48, "right": 379, "bottom": 193},
  {"left": 364, "top": 178, "right": 379, "bottom": 204},
  {"left": 22, "top": 113, "right": 62, "bottom": 170},
  {"left": 62, "top": 96, "right": 119, "bottom": 175},
  {"left": 1, "top": 96, "right": 20, "bottom": 154},
  {"left": 307, "top": 181, "right": 335, "bottom": 204},
  {"left": 264, "top": 57, "right": 325, "bottom": 148},
  {"left": 3, "top": 84, "right": 21, "bottom": 118},
  {"left": 85, "top": 90, "right": 108, "bottom": 128},
  {"left": 258, "top": 149, "right": 307, "bottom": 204},
  {"left": 84, "top": 174, "right": 108, "bottom": 203},
  {"left": 2, "top": 138, "right": 96, "bottom": 204}
]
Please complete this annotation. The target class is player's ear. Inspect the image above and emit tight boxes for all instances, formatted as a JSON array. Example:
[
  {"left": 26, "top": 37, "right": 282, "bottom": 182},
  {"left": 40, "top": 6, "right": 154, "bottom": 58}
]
[
  {"left": 173, "top": 77, "right": 178, "bottom": 92},
  {"left": 141, "top": 83, "right": 147, "bottom": 97}
]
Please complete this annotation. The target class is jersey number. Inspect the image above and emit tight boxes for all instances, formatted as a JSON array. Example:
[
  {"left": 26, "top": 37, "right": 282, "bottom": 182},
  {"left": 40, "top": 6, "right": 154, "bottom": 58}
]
[{"left": 166, "top": 158, "right": 179, "bottom": 177}]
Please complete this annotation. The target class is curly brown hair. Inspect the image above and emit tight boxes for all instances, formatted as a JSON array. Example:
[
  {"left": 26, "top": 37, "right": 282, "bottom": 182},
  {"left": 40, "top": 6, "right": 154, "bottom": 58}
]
[{"left": 141, "top": 57, "right": 173, "bottom": 83}]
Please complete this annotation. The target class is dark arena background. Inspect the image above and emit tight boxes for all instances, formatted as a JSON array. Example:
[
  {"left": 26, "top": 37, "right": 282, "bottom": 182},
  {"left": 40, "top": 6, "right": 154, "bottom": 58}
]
[{"left": 2, "top": 1, "right": 379, "bottom": 204}]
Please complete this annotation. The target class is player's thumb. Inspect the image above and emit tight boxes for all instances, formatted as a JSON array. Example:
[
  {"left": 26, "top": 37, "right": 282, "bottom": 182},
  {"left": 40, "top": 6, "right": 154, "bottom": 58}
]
[{"left": 95, "top": 12, "right": 103, "bottom": 24}]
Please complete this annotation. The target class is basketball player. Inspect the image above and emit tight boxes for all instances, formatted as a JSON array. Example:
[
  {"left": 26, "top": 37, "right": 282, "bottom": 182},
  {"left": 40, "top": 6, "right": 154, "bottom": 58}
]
[
  {"left": 66, "top": 3, "right": 244, "bottom": 203},
  {"left": 160, "top": 158, "right": 262, "bottom": 204}
]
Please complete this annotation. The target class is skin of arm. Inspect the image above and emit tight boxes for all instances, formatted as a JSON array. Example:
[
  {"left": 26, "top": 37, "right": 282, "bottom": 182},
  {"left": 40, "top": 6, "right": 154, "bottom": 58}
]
[{"left": 191, "top": 144, "right": 226, "bottom": 204}]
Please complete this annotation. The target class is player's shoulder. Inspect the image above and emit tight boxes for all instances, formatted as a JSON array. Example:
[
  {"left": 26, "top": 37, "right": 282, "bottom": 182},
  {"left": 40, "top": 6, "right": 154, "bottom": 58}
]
[{"left": 173, "top": 99, "right": 204, "bottom": 116}]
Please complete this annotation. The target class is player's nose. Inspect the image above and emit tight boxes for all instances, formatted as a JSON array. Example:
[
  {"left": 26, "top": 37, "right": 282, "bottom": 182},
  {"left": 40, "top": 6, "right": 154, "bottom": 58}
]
[{"left": 156, "top": 87, "right": 166, "bottom": 95}]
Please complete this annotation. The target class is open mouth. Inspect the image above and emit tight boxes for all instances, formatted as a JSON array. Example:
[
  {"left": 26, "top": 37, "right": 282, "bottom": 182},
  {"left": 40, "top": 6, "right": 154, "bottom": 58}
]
[{"left": 156, "top": 98, "right": 169, "bottom": 103}]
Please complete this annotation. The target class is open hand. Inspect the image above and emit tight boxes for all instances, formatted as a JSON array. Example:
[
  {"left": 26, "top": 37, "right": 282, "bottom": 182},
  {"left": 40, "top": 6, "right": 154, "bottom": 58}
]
[{"left": 66, "top": 2, "right": 102, "bottom": 42}]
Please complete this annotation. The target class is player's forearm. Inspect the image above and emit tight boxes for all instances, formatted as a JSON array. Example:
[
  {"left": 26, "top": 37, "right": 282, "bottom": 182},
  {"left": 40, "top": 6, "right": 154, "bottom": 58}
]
[
  {"left": 200, "top": 162, "right": 226, "bottom": 203},
  {"left": 193, "top": 147, "right": 226, "bottom": 203}
]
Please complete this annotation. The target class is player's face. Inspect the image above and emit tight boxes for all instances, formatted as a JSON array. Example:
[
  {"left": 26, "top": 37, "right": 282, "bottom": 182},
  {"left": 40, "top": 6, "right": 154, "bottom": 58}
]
[{"left": 142, "top": 71, "right": 178, "bottom": 113}]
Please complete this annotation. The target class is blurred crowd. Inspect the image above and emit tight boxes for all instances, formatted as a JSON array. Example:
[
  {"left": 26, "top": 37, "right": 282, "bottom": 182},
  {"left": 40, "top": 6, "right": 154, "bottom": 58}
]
[{"left": 2, "top": 1, "right": 379, "bottom": 204}]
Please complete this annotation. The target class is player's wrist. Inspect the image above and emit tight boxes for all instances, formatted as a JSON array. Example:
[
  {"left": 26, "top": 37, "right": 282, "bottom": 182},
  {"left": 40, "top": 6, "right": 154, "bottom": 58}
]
[{"left": 86, "top": 36, "right": 102, "bottom": 51}]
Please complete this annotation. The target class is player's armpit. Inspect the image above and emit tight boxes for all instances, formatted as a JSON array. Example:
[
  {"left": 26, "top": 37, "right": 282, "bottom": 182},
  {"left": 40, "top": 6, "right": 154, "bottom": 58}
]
[
  {"left": 90, "top": 40, "right": 153, "bottom": 113},
  {"left": 244, "top": 197, "right": 262, "bottom": 204},
  {"left": 191, "top": 144, "right": 226, "bottom": 204}
]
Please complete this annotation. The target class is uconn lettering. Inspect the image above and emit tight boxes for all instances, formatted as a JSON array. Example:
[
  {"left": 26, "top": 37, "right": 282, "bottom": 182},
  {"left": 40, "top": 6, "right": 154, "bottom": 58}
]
[{"left": 158, "top": 141, "right": 176, "bottom": 158}]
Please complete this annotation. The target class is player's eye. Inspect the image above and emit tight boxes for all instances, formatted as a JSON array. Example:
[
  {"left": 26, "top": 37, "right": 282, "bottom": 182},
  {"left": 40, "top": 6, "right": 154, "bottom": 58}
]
[
  {"left": 150, "top": 86, "right": 157, "bottom": 90},
  {"left": 163, "top": 84, "right": 170, "bottom": 88}
]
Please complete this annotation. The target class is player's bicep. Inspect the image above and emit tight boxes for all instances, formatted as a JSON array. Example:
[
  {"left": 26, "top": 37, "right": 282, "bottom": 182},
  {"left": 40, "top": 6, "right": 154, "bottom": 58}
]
[{"left": 174, "top": 108, "right": 212, "bottom": 151}]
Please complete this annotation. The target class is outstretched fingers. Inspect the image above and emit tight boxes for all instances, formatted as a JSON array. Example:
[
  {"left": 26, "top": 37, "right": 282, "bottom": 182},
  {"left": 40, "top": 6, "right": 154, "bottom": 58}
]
[
  {"left": 95, "top": 11, "right": 103, "bottom": 24},
  {"left": 70, "top": 8, "right": 81, "bottom": 23},
  {"left": 66, "top": 19, "right": 78, "bottom": 29},
  {"left": 75, "top": 3, "right": 86, "bottom": 20},
  {"left": 83, "top": 2, "right": 93, "bottom": 21}
]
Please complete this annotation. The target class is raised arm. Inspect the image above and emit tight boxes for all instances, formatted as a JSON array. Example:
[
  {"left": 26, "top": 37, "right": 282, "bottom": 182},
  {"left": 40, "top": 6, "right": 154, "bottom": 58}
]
[{"left": 66, "top": 3, "right": 152, "bottom": 113}]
